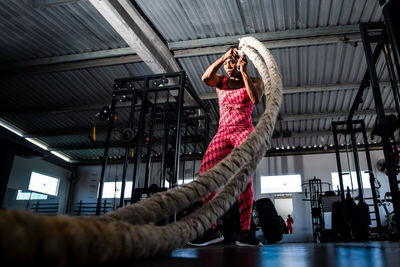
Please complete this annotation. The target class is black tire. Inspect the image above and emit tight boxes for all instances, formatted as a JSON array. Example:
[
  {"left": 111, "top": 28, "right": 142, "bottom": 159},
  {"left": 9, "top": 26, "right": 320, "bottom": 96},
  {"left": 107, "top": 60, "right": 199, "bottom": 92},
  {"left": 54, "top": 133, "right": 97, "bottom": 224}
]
[{"left": 255, "top": 198, "right": 284, "bottom": 244}]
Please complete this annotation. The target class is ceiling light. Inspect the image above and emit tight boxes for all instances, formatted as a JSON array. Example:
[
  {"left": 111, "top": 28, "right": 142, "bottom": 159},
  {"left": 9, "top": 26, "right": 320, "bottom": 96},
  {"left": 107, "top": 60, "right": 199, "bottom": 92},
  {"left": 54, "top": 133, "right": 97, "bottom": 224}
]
[
  {"left": 0, "top": 120, "right": 23, "bottom": 137},
  {"left": 51, "top": 151, "right": 70, "bottom": 162},
  {"left": 25, "top": 138, "right": 48, "bottom": 150}
]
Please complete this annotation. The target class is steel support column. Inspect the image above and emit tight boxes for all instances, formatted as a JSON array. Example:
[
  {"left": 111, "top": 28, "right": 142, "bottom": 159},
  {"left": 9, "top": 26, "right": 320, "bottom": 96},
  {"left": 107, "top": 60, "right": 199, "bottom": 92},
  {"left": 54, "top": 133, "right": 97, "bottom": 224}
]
[
  {"left": 0, "top": 144, "right": 15, "bottom": 207},
  {"left": 119, "top": 90, "right": 136, "bottom": 208},
  {"left": 172, "top": 72, "right": 185, "bottom": 187},
  {"left": 96, "top": 95, "right": 117, "bottom": 215},
  {"left": 131, "top": 86, "right": 148, "bottom": 200},
  {"left": 360, "top": 121, "right": 382, "bottom": 231},
  {"left": 360, "top": 22, "right": 400, "bottom": 237}
]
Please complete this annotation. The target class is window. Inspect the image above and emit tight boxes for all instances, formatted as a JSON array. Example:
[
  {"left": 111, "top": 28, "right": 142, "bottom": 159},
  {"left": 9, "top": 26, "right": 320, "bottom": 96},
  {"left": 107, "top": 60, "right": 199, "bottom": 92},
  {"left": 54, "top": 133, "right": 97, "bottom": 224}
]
[
  {"left": 101, "top": 182, "right": 132, "bottom": 199},
  {"left": 331, "top": 171, "right": 371, "bottom": 191},
  {"left": 260, "top": 174, "right": 302, "bottom": 194},
  {"left": 16, "top": 190, "right": 48, "bottom": 200},
  {"left": 177, "top": 178, "right": 194, "bottom": 185},
  {"left": 28, "top": 172, "right": 59, "bottom": 196}
]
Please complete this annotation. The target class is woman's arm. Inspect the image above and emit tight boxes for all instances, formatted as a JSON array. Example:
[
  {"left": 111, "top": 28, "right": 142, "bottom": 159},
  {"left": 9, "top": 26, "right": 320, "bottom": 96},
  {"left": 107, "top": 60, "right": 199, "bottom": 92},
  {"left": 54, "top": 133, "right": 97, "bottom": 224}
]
[
  {"left": 238, "top": 56, "right": 263, "bottom": 104},
  {"left": 201, "top": 48, "right": 237, "bottom": 87}
]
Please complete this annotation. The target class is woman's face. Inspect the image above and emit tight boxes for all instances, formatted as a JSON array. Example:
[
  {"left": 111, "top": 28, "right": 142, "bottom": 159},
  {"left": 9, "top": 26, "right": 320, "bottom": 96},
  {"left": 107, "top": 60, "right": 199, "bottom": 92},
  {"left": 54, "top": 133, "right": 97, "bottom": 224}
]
[{"left": 223, "top": 57, "right": 239, "bottom": 77}]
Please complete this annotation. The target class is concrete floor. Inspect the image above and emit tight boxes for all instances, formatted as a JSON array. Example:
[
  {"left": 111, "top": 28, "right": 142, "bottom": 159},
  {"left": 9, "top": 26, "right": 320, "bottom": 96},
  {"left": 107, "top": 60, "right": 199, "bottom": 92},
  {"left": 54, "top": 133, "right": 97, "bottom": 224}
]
[{"left": 123, "top": 242, "right": 400, "bottom": 267}]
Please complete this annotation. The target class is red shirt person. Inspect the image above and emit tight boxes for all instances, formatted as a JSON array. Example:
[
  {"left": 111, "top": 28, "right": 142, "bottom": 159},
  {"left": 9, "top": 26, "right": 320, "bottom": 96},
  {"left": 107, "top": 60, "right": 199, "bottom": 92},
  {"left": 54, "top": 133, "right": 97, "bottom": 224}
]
[{"left": 287, "top": 215, "right": 294, "bottom": 234}]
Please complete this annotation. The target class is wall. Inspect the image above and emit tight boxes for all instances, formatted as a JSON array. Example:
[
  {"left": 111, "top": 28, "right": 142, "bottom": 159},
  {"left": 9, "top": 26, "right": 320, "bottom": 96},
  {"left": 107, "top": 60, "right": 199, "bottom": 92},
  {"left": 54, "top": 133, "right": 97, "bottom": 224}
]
[
  {"left": 72, "top": 149, "right": 395, "bottom": 242},
  {"left": 3, "top": 156, "right": 72, "bottom": 213},
  {"left": 253, "top": 149, "right": 394, "bottom": 242},
  {"left": 72, "top": 159, "right": 201, "bottom": 207},
  {"left": 274, "top": 198, "right": 294, "bottom": 219}
]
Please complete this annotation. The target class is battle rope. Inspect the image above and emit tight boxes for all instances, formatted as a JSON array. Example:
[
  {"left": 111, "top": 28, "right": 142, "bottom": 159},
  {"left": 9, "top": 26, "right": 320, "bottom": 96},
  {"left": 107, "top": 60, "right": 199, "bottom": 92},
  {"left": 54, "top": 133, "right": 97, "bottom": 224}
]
[{"left": 0, "top": 37, "right": 283, "bottom": 265}]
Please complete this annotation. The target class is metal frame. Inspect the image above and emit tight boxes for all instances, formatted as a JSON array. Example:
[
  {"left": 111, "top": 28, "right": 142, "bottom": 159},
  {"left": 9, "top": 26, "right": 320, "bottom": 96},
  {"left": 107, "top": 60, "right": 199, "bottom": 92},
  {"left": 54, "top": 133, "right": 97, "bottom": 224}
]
[
  {"left": 179, "top": 110, "right": 210, "bottom": 185},
  {"left": 332, "top": 120, "right": 382, "bottom": 237},
  {"left": 96, "top": 71, "right": 209, "bottom": 214},
  {"left": 302, "top": 177, "right": 332, "bottom": 237},
  {"left": 346, "top": 20, "right": 400, "bottom": 238}
]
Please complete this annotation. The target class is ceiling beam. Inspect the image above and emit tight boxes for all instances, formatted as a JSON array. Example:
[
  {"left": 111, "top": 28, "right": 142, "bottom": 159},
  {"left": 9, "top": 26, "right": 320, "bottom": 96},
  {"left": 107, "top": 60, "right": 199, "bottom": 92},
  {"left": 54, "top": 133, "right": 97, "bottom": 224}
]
[
  {"left": 70, "top": 143, "right": 384, "bottom": 164},
  {"left": 0, "top": 25, "right": 361, "bottom": 76},
  {"left": 0, "top": 81, "right": 393, "bottom": 116},
  {"left": 48, "top": 134, "right": 206, "bottom": 151},
  {"left": 173, "top": 33, "right": 360, "bottom": 58},
  {"left": 199, "top": 81, "right": 393, "bottom": 99},
  {"left": 31, "top": 0, "right": 80, "bottom": 8},
  {"left": 169, "top": 25, "right": 360, "bottom": 50},
  {"left": 47, "top": 128, "right": 374, "bottom": 152},
  {"left": 88, "top": 0, "right": 179, "bottom": 74},
  {"left": 1, "top": 47, "right": 137, "bottom": 70},
  {"left": 272, "top": 128, "right": 373, "bottom": 139},
  {"left": 23, "top": 107, "right": 389, "bottom": 138},
  {"left": 4, "top": 105, "right": 394, "bottom": 140},
  {"left": 215, "top": 108, "right": 396, "bottom": 124},
  {"left": 88, "top": 0, "right": 197, "bottom": 106},
  {"left": 280, "top": 109, "right": 396, "bottom": 121},
  {"left": 0, "top": 102, "right": 133, "bottom": 116},
  {"left": 48, "top": 142, "right": 116, "bottom": 151},
  {"left": 24, "top": 129, "right": 98, "bottom": 138},
  {"left": 265, "top": 143, "right": 383, "bottom": 157},
  {"left": 0, "top": 54, "right": 142, "bottom": 78}
]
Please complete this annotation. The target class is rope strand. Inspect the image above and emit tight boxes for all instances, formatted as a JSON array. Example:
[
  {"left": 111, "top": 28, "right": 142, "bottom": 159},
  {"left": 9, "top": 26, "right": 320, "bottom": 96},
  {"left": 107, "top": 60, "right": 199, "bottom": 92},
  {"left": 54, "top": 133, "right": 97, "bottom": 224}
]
[{"left": 0, "top": 37, "right": 283, "bottom": 265}]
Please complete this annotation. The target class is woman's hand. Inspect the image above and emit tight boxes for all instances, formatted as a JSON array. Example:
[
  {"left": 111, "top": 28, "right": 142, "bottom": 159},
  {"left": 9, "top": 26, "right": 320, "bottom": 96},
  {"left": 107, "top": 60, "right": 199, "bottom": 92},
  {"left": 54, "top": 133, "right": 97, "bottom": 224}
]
[
  {"left": 222, "top": 48, "right": 239, "bottom": 61},
  {"left": 237, "top": 55, "right": 248, "bottom": 73}
]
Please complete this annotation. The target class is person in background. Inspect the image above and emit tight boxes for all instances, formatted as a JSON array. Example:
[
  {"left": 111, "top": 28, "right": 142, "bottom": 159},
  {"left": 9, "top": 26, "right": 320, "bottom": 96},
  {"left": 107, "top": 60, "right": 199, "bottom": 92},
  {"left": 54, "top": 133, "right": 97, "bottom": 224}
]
[{"left": 287, "top": 214, "right": 294, "bottom": 234}]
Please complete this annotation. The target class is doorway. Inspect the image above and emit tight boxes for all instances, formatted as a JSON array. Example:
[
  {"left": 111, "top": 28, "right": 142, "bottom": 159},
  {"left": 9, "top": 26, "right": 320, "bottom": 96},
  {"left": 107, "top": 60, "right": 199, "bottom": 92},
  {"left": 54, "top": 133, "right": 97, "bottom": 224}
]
[{"left": 274, "top": 194, "right": 293, "bottom": 233}]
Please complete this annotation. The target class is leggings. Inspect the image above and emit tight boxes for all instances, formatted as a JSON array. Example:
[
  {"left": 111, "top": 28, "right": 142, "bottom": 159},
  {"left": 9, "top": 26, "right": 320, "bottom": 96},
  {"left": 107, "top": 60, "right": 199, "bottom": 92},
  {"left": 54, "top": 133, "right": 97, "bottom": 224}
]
[{"left": 199, "top": 125, "right": 253, "bottom": 230}]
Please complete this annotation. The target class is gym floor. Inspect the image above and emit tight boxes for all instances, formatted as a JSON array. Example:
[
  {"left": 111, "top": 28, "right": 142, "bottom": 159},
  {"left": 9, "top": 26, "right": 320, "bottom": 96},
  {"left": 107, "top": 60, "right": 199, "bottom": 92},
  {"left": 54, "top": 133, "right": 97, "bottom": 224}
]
[{"left": 112, "top": 242, "right": 400, "bottom": 267}]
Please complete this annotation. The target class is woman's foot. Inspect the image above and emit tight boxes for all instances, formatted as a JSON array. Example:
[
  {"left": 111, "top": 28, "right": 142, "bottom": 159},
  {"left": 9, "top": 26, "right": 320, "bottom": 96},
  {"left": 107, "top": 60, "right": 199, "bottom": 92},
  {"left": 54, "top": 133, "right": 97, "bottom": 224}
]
[
  {"left": 188, "top": 229, "right": 224, "bottom": 247},
  {"left": 235, "top": 230, "right": 263, "bottom": 247}
]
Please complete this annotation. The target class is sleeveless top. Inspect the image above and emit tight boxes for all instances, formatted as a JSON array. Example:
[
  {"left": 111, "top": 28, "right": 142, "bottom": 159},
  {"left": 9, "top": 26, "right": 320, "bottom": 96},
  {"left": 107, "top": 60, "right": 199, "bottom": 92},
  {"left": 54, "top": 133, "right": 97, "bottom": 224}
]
[{"left": 217, "top": 76, "right": 254, "bottom": 128}]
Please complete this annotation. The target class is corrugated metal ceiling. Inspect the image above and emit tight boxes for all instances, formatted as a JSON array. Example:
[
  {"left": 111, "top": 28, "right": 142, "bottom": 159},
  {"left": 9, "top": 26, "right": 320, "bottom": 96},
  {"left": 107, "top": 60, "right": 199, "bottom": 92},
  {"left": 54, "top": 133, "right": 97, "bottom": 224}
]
[
  {"left": 135, "top": 0, "right": 382, "bottom": 42},
  {"left": 0, "top": 0, "right": 128, "bottom": 63},
  {"left": 0, "top": 0, "right": 394, "bottom": 163}
]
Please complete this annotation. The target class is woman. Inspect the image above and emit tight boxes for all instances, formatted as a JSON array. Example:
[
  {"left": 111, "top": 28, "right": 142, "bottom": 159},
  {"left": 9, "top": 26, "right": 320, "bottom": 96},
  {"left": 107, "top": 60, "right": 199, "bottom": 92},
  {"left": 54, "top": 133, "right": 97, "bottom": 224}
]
[
  {"left": 189, "top": 46, "right": 263, "bottom": 247},
  {"left": 287, "top": 214, "right": 294, "bottom": 234}
]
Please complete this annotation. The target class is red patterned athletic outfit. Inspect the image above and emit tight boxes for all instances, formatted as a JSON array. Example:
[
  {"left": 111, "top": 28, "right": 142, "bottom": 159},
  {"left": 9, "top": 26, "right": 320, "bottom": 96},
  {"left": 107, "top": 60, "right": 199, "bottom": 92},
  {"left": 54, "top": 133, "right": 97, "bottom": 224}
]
[{"left": 199, "top": 76, "right": 254, "bottom": 230}]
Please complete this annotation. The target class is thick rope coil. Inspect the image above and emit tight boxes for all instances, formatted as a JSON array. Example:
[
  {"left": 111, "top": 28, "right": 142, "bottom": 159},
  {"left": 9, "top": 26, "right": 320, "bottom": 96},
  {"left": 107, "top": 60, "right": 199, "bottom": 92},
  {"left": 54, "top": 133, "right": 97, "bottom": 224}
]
[{"left": 0, "top": 36, "right": 283, "bottom": 265}]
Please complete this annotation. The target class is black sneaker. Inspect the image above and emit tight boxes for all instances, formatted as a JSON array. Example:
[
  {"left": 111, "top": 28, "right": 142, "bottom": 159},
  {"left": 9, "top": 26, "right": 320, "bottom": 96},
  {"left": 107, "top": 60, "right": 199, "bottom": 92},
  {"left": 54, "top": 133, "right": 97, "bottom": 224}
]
[
  {"left": 235, "top": 230, "right": 263, "bottom": 247},
  {"left": 188, "top": 229, "right": 224, "bottom": 247}
]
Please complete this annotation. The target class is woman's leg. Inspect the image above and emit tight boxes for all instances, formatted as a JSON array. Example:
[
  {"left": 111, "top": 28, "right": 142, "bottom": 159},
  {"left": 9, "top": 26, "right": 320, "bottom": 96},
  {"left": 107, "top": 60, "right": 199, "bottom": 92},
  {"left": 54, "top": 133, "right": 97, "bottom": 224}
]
[
  {"left": 232, "top": 127, "right": 254, "bottom": 230},
  {"left": 198, "top": 130, "right": 233, "bottom": 205},
  {"left": 188, "top": 130, "right": 232, "bottom": 246},
  {"left": 237, "top": 179, "right": 253, "bottom": 230},
  {"left": 232, "top": 127, "right": 262, "bottom": 246}
]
